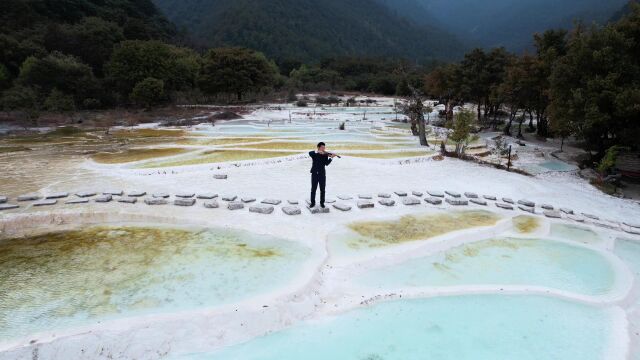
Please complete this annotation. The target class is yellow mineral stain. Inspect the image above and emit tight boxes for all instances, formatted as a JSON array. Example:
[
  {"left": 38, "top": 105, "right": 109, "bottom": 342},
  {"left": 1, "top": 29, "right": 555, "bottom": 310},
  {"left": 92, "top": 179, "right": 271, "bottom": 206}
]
[
  {"left": 0, "top": 146, "right": 31, "bottom": 153},
  {"left": 513, "top": 215, "right": 540, "bottom": 233},
  {"left": 0, "top": 225, "right": 282, "bottom": 330},
  {"left": 459, "top": 238, "right": 531, "bottom": 258},
  {"left": 91, "top": 148, "right": 191, "bottom": 164},
  {"left": 347, "top": 210, "right": 501, "bottom": 248},
  {"left": 111, "top": 128, "right": 187, "bottom": 139},
  {"left": 176, "top": 136, "right": 276, "bottom": 146},
  {"left": 231, "top": 141, "right": 399, "bottom": 151},
  {"left": 140, "top": 150, "right": 299, "bottom": 167}
]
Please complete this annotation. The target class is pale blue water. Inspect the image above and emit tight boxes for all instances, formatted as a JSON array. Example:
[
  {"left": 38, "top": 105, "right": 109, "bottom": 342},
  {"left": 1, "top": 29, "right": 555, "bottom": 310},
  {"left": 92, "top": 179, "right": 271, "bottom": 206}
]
[
  {"left": 614, "top": 238, "right": 640, "bottom": 359},
  {"left": 539, "top": 160, "right": 579, "bottom": 171},
  {"left": 550, "top": 223, "right": 602, "bottom": 245},
  {"left": 0, "top": 226, "right": 311, "bottom": 341},
  {"left": 177, "top": 295, "right": 613, "bottom": 360},
  {"left": 357, "top": 238, "right": 615, "bottom": 296},
  {"left": 614, "top": 238, "right": 640, "bottom": 278},
  {"left": 523, "top": 160, "right": 579, "bottom": 174}
]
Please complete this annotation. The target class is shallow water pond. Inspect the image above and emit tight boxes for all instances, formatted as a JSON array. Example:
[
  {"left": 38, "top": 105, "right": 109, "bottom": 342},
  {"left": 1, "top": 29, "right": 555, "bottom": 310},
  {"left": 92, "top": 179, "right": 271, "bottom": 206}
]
[
  {"left": 337, "top": 210, "right": 501, "bottom": 251},
  {"left": 328, "top": 211, "right": 502, "bottom": 260},
  {"left": 91, "top": 147, "right": 192, "bottom": 164},
  {"left": 0, "top": 225, "right": 310, "bottom": 341},
  {"left": 357, "top": 237, "right": 616, "bottom": 296},
  {"left": 181, "top": 295, "right": 615, "bottom": 360},
  {"left": 139, "top": 150, "right": 300, "bottom": 167},
  {"left": 512, "top": 215, "right": 540, "bottom": 233},
  {"left": 550, "top": 223, "right": 602, "bottom": 245}
]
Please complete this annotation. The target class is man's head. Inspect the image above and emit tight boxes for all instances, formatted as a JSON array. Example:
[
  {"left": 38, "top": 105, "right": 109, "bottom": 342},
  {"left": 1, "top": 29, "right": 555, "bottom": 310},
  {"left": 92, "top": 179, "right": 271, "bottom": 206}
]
[{"left": 317, "top": 142, "right": 326, "bottom": 152}]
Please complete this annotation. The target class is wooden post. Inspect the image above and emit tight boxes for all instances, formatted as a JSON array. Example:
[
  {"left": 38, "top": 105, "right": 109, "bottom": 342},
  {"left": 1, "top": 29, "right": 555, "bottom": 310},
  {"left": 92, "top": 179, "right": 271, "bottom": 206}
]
[{"left": 507, "top": 145, "right": 512, "bottom": 171}]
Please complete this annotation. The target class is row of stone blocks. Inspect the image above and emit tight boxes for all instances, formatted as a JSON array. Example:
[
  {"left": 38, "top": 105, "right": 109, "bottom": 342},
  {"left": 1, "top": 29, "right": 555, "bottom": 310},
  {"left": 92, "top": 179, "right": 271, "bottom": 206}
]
[{"left": 1, "top": 189, "right": 638, "bottom": 235}]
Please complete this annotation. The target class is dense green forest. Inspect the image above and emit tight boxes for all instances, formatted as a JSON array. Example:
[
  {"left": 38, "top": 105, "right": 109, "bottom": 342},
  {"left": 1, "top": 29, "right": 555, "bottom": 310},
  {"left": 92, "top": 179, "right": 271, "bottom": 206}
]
[
  {"left": 152, "top": 0, "right": 464, "bottom": 63},
  {"left": 0, "top": 0, "right": 181, "bottom": 113},
  {"left": 424, "top": 4, "right": 640, "bottom": 155},
  {"left": 1, "top": 0, "right": 638, "bottom": 160}
]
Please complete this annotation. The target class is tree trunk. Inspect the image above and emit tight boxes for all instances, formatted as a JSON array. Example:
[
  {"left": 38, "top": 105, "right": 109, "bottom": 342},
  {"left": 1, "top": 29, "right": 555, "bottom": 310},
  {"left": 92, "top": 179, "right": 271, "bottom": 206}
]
[
  {"left": 517, "top": 117, "right": 524, "bottom": 139},
  {"left": 528, "top": 110, "right": 535, "bottom": 132},
  {"left": 504, "top": 110, "right": 516, "bottom": 136},
  {"left": 410, "top": 118, "right": 418, "bottom": 136},
  {"left": 418, "top": 115, "right": 428, "bottom": 146},
  {"left": 537, "top": 114, "right": 548, "bottom": 138},
  {"left": 477, "top": 100, "right": 482, "bottom": 122}
]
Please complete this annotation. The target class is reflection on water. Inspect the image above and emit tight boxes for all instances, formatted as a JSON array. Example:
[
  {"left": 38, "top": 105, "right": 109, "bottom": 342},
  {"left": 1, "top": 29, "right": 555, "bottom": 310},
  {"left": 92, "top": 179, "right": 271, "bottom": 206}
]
[
  {"left": 358, "top": 237, "right": 616, "bottom": 296},
  {"left": 0, "top": 225, "right": 310, "bottom": 341},
  {"left": 183, "top": 295, "right": 613, "bottom": 360}
]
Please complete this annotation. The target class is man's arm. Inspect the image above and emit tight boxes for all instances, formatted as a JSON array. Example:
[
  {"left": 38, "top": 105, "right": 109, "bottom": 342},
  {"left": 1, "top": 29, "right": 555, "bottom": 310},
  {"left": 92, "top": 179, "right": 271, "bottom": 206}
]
[
  {"left": 309, "top": 151, "right": 315, "bottom": 159},
  {"left": 325, "top": 157, "right": 332, "bottom": 166}
]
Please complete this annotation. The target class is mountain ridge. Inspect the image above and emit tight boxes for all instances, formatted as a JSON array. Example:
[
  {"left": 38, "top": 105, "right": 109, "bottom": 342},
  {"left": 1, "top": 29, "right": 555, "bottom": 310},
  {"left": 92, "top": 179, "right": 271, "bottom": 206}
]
[{"left": 153, "top": 0, "right": 465, "bottom": 62}]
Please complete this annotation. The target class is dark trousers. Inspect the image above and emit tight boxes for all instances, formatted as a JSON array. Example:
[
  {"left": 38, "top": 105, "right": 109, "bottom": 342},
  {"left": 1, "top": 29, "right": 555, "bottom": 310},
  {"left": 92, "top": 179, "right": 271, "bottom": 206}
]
[{"left": 310, "top": 172, "right": 326, "bottom": 205}]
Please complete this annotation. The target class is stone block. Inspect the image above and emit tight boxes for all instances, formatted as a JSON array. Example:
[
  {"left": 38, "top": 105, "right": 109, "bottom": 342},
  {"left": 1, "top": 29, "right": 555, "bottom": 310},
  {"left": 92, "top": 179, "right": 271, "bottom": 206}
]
[
  {"left": 261, "top": 199, "right": 281, "bottom": 205},
  {"left": 496, "top": 203, "right": 514, "bottom": 210},
  {"left": 144, "top": 198, "right": 167, "bottom": 205},
  {"left": 250, "top": 205, "right": 274, "bottom": 214},
  {"left": 469, "top": 199, "right": 487, "bottom": 206},
  {"left": 402, "top": 197, "right": 421, "bottom": 205},
  {"left": 378, "top": 199, "right": 396, "bottom": 206},
  {"left": 197, "top": 193, "right": 217, "bottom": 199},
  {"left": 46, "top": 192, "right": 69, "bottom": 199},
  {"left": 228, "top": 202, "right": 245, "bottom": 210},
  {"left": 427, "top": 190, "right": 445, "bottom": 198},
  {"left": 33, "top": 199, "right": 57, "bottom": 207},
  {"left": 425, "top": 197, "right": 442, "bottom": 205},
  {"left": 333, "top": 203, "right": 352, "bottom": 211},
  {"left": 174, "top": 198, "right": 196, "bottom": 206},
  {"left": 357, "top": 200, "right": 375, "bottom": 209},
  {"left": 204, "top": 200, "right": 219, "bottom": 208},
  {"left": 446, "top": 198, "right": 468, "bottom": 205},
  {"left": 282, "top": 206, "right": 301, "bottom": 215},
  {"left": 95, "top": 195, "right": 112, "bottom": 203}
]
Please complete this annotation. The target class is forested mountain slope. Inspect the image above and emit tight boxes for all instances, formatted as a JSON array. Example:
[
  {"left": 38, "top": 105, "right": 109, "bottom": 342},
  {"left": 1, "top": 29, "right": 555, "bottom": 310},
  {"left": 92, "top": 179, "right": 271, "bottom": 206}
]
[{"left": 153, "top": 0, "right": 465, "bottom": 62}]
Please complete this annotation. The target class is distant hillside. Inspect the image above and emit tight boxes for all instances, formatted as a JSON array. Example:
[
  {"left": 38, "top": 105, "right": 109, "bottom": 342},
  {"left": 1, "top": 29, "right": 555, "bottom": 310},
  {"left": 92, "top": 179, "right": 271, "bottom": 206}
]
[
  {"left": 0, "top": 0, "right": 175, "bottom": 41},
  {"left": 610, "top": 2, "right": 636, "bottom": 22},
  {"left": 152, "top": 0, "right": 465, "bottom": 62},
  {"left": 384, "top": 0, "right": 628, "bottom": 51}
]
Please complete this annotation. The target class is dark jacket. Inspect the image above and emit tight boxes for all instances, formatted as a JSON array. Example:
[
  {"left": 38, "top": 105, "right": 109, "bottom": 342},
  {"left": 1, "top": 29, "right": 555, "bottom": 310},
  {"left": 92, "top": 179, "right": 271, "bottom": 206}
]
[{"left": 309, "top": 151, "right": 332, "bottom": 174}]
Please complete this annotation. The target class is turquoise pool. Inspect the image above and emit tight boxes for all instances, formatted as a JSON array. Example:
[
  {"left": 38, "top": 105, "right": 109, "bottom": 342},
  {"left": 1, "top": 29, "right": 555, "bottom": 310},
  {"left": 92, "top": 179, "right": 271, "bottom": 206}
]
[
  {"left": 0, "top": 225, "right": 311, "bottom": 341},
  {"left": 356, "top": 237, "right": 616, "bottom": 296},
  {"left": 550, "top": 223, "right": 602, "bottom": 245},
  {"left": 177, "top": 295, "right": 617, "bottom": 360}
]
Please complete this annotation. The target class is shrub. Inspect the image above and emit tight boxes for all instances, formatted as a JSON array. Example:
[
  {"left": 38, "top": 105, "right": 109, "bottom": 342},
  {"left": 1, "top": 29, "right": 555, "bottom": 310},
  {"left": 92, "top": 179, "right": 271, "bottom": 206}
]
[
  {"left": 130, "top": 77, "right": 164, "bottom": 108},
  {"left": 44, "top": 88, "right": 76, "bottom": 112},
  {"left": 597, "top": 145, "right": 628, "bottom": 174},
  {"left": 296, "top": 100, "right": 308, "bottom": 107}
]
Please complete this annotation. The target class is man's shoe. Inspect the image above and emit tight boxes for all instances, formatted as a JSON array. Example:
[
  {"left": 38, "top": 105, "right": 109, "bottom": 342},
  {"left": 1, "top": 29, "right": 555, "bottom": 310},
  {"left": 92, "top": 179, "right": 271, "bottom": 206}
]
[
  {"left": 320, "top": 203, "right": 325, "bottom": 208},
  {"left": 309, "top": 202, "right": 316, "bottom": 208}
]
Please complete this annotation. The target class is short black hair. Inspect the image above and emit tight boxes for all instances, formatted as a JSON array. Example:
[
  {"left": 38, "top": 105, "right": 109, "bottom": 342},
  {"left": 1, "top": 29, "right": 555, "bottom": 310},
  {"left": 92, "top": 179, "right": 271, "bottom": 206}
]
[{"left": 317, "top": 142, "right": 325, "bottom": 147}]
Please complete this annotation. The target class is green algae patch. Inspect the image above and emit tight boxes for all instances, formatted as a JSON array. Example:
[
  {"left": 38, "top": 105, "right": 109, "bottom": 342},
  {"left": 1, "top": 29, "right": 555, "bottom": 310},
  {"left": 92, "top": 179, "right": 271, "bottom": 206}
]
[
  {"left": 345, "top": 151, "right": 433, "bottom": 159},
  {"left": 513, "top": 215, "right": 540, "bottom": 234},
  {"left": 176, "top": 136, "right": 274, "bottom": 146},
  {"left": 111, "top": 128, "right": 187, "bottom": 139},
  {"left": 345, "top": 210, "right": 501, "bottom": 249},
  {"left": 140, "top": 149, "right": 299, "bottom": 167},
  {"left": 0, "top": 225, "right": 309, "bottom": 341},
  {"left": 6, "top": 127, "right": 97, "bottom": 145},
  {"left": 91, "top": 147, "right": 191, "bottom": 164},
  {"left": 0, "top": 146, "right": 31, "bottom": 153}
]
